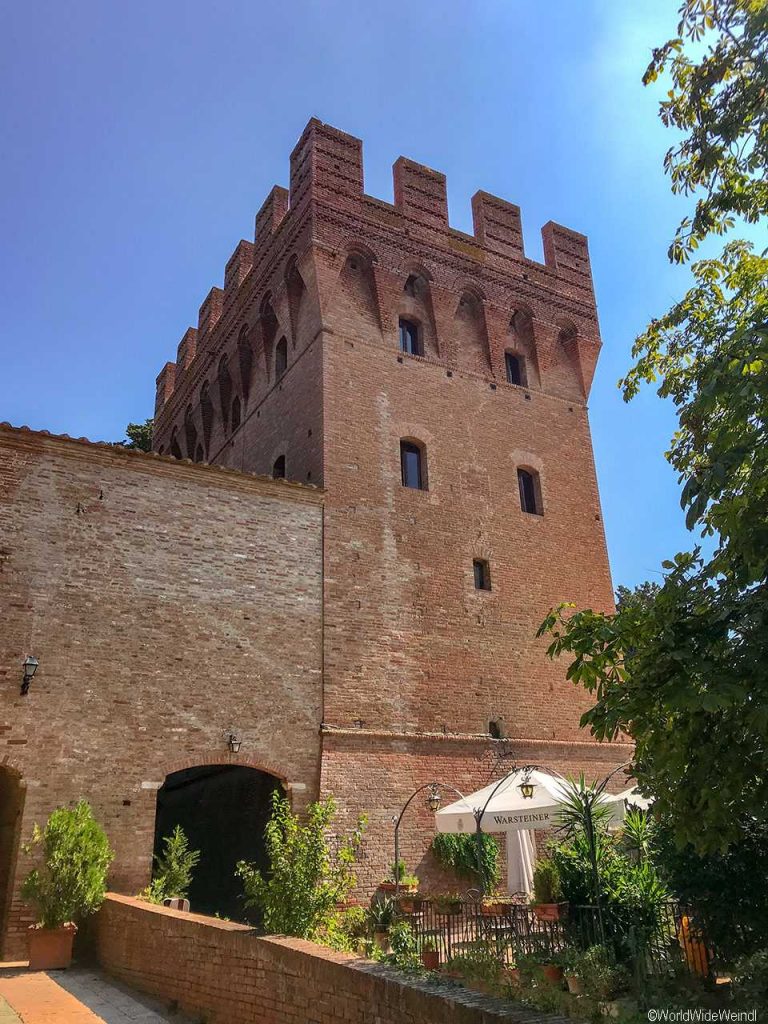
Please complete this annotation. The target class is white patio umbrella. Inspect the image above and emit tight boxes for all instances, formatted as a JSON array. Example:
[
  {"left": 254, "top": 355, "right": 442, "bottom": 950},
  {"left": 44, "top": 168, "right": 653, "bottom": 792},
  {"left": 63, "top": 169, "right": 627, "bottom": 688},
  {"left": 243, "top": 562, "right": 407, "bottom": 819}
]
[{"left": 434, "top": 769, "right": 644, "bottom": 894}]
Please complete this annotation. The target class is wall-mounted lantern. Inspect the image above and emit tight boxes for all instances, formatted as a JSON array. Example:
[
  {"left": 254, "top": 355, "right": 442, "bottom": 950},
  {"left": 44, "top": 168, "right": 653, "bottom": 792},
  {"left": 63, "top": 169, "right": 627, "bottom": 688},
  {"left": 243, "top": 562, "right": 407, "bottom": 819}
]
[
  {"left": 226, "top": 730, "right": 242, "bottom": 754},
  {"left": 21, "top": 656, "right": 39, "bottom": 696}
]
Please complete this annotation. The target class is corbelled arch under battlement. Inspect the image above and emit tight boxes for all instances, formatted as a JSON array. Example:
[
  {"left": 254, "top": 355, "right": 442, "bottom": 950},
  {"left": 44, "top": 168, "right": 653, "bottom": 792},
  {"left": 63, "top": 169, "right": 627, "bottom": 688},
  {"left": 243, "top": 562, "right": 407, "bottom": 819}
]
[{"left": 152, "top": 118, "right": 601, "bottom": 457}]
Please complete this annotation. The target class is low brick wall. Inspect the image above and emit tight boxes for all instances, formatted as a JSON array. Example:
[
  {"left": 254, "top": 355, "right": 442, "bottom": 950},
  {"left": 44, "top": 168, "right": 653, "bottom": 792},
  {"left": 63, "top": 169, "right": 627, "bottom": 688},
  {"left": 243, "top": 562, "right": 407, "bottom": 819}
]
[{"left": 94, "top": 894, "right": 566, "bottom": 1024}]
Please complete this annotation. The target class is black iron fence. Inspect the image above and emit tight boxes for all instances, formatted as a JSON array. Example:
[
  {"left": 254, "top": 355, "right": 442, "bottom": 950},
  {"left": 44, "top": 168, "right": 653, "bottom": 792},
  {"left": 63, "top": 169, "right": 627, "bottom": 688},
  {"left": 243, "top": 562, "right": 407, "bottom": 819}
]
[{"left": 395, "top": 895, "right": 717, "bottom": 980}]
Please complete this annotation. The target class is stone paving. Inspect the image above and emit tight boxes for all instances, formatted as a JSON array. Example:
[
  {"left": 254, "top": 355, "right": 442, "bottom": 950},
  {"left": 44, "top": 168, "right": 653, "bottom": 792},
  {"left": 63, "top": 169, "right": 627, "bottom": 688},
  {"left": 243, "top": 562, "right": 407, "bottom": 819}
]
[{"left": 0, "top": 969, "right": 193, "bottom": 1024}]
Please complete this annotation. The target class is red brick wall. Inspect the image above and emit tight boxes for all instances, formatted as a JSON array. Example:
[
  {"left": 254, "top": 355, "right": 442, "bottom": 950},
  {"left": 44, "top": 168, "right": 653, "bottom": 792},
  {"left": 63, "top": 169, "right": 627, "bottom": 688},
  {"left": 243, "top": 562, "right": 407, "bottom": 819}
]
[
  {"left": 0, "top": 427, "right": 324, "bottom": 958},
  {"left": 93, "top": 893, "right": 561, "bottom": 1024},
  {"left": 320, "top": 733, "right": 633, "bottom": 898},
  {"left": 147, "top": 119, "right": 624, "bottom": 898}
]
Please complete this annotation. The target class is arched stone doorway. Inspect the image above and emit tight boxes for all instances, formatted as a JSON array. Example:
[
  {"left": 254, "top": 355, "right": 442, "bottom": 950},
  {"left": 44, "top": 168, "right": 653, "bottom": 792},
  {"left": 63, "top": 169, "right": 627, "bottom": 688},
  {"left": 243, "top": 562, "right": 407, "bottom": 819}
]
[
  {"left": 153, "top": 765, "right": 280, "bottom": 922},
  {"left": 0, "top": 767, "right": 25, "bottom": 958}
]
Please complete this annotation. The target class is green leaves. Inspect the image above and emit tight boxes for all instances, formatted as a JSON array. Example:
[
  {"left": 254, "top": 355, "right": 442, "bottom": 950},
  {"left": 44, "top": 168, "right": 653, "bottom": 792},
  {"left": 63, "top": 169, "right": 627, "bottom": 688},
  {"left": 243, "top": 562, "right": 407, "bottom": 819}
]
[
  {"left": 21, "top": 800, "right": 114, "bottom": 929},
  {"left": 236, "top": 791, "right": 366, "bottom": 939},
  {"left": 431, "top": 832, "right": 500, "bottom": 889},
  {"left": 143, "top": 826, "right": 200, "bottom": 904},
  {"left": 646, "top": 0, "right": 768, "bottom": 261}
]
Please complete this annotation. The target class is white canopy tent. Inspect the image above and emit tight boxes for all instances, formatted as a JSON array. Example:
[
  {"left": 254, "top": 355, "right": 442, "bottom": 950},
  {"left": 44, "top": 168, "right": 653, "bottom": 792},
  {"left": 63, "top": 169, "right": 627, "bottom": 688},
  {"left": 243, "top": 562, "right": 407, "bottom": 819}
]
[{"left": 434, "top": 769, "right": 646, "bottom": 895}]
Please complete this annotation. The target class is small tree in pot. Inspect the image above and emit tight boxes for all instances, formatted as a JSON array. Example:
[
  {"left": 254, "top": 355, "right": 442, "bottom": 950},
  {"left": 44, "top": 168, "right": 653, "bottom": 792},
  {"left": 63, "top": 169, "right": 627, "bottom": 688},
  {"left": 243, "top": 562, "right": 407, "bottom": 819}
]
[
  {"left": 531, "top": 858, "right": 566, "bottom": 921},
  {"left": 22, "top": 800, "right": 113, "bottom": 970}
]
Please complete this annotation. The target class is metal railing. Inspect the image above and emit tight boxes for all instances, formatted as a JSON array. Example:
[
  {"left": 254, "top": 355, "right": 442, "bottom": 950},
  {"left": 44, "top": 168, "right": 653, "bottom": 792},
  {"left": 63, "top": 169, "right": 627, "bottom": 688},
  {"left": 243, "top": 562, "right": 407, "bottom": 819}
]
[{"left": 394, "top": 895, "right": 718, "bottom": 980}]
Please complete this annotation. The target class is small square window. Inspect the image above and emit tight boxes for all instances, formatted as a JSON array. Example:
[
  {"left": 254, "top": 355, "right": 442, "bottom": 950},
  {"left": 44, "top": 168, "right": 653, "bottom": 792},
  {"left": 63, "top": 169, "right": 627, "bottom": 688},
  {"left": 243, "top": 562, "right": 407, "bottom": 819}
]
[{"left": 473, "top": 559, "right": 491, "bottom": 591}]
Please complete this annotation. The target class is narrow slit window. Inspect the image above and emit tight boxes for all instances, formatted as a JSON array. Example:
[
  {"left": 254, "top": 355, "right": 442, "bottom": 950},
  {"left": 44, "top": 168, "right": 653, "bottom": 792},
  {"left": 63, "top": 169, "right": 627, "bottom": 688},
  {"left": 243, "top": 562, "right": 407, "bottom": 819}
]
[
  {"left": 275, "top": 337, "right": 288, "bottom": 379},
  {"left": 505, "top": 352, "right": 526, "bottom": 387},
  {"left": 518, "top": 468, "right": 541, "bottom": 515},
  {"left": 399, "top": 319, "right": 422, "bottom": 357},
  {"left": 231, "top": 396, "right": 241, "bottom": 432},
  {"left": 272, "top": 455, "right": 286, "bottom": 480},
  {"left": 473, "top": 559, "right": 491, "bottom": 591},
  {"left": 400, "top": 441, "right": 425, "bottom": 490}
]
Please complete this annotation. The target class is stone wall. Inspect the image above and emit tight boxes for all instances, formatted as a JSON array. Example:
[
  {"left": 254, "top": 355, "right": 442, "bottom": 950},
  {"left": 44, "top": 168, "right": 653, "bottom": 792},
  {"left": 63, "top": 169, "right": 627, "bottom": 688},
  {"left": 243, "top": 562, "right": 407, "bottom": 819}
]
[
  {"left": 0, "top": 426, "right": 324, "bottom": 957},
  {"left": 94, "top": 893, "right": 567, "bottom": 1024}
]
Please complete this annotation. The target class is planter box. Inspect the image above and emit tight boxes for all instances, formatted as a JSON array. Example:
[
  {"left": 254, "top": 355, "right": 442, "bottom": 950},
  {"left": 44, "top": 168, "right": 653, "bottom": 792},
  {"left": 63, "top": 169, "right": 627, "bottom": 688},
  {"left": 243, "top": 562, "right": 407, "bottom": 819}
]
[
  {"left": 398, "top": 896, "right": 424, "bottom": 914},
  {"left": 480, "top": 902, "right": 513, "bottom": 916},
  {"left": 28, "top": 924, "right": 77, "bottom": 970},
  {"left": 532, "top": 902, "right": 568, "bottom": 922},
  {"left": 433, "top": 901, "right": 463, "bottom": 916},
  {"left": 566, "top": 974, "right": 585, "bottom": 995}
]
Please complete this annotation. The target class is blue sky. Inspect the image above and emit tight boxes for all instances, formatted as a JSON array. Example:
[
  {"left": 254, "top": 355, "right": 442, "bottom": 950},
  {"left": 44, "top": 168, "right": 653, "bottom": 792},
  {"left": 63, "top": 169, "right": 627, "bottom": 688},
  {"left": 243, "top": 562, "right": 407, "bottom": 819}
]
[{"left": 0, "top": 1, "right": 715, "bottom": 589}]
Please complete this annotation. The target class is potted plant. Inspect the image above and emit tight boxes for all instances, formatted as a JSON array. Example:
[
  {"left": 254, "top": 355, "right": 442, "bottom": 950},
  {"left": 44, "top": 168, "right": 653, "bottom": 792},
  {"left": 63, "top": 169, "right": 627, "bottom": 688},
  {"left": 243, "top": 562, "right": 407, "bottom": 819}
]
[
  {"left": 563, "top": 947, "right": 585, "bottom": 995},
  {"left": 578, "top": 945, "right": 631, "bottom": 1011},
  {"left": 21, "top": 800, "right": 113, "bottom": 970},
  {"left": 369, "top": 896, "right": 395, "bottom": 951},
  {"left": 540, "top": 949, "right": 565, "bottom": 986},
  {"left": 433, "top": 892, "right": 463, "bottom": 916},
  {"left": 480, "top": 892, "right": 514, "bottom": 916},
  {"left": 420, "top": 936, "right": 440, "bottom": 970},
  {"left": 398, "top": 892, "right": 424, "bottom": 914},
  {"left": 378, "top": 859, "right": 419, "bottom": 895},
  {"left": 531, "top": 859, "right": 567, "bottom": 921}
]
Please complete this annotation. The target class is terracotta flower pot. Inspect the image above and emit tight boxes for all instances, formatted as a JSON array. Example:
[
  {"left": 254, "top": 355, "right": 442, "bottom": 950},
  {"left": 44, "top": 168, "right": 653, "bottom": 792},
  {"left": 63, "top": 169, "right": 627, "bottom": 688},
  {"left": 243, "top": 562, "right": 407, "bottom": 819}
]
[
  {"left": 505, "top": 967, "right": 522, "bottom": 987},
  {"left": 541, "top": 963, "right": 564, "bottom": 985},
  {"left": 399, "top": 896, "right": 423, "bottom": 914},
  {"left": 566, "top": 974, "right": 584, "bottom": 995},
  {"left": 480, "top": 902, "right": 513, "bottom": 916},
  {"left": 434, "top": 900, "right": 463, "bottom": 916},
  {"left": 532, "top": 902, "right": 568, "bottom": 922},
  {"left": 377, "top": 881, "right": 397, "bottom": 894},
  {"left": 28, "top": 924, "right": 77, "bottom": 970},
  {"left": 373, "top": 929, "right": 389, "bottom": 952},
  {"left": 420, "top": 949, "right": 440, "bottom": 970}
]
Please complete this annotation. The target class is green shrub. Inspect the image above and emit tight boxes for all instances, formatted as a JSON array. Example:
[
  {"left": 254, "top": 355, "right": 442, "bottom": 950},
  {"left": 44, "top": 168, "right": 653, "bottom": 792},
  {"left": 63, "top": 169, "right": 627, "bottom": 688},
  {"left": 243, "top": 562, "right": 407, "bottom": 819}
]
[
  {"left": 578, "top": 945, "right": 630, "bottom": 1000},
  {"left": 732, "top": 949, "right": 768, "bottom": 1007},
  {"left": 383, "top": 920, "right": 420, "bottom": 971},
  {"left": 142, "top": 825, "right": 200, "bottom": 904},
  {"left": 653, "top": 816, "right": 768, "bottom": 959},
  {"left": 385, "top": 859, "right": 418, "bottom": 886},
  {"left": 369, "top": 896, "right": 396, "bottom": 931},
  {"left": 431, "top": 832, "right": 500, "bottom": 889},
  {"left": 532, "top": 858, "right": 561, "bottom": 903},
  {"left": 236, "top": 791, "right": 366, "bottom": 939},
  {"left": 314, "top": 905, "right": 368, "bottom": 952},
  {"left": 21, "top": 800, "right": 113, "bottom": 929},
  {"left": 447, "top": 941, "right": 501, "bottom": 984}
]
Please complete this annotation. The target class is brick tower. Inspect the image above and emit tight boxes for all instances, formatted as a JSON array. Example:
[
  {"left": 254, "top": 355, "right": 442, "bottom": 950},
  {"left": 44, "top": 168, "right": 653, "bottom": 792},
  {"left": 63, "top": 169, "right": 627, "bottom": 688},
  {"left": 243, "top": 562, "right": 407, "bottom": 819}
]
[{"left": 152, "top": 118, "right": 621, "bottom": 888}]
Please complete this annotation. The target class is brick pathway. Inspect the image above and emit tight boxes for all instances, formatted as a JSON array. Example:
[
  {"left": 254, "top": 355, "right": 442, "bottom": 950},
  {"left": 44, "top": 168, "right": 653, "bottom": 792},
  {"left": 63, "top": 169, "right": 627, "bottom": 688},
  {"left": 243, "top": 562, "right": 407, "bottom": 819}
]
[{"left": 0, "top": 969, "right": 192, "bottom": 1024}]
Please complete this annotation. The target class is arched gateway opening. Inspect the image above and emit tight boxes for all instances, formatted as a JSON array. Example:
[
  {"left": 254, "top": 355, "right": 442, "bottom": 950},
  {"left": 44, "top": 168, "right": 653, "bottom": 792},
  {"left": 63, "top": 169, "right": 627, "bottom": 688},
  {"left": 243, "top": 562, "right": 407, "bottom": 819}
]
[{"left": 153, "top": 765, "right": 280, "bottom": 922}]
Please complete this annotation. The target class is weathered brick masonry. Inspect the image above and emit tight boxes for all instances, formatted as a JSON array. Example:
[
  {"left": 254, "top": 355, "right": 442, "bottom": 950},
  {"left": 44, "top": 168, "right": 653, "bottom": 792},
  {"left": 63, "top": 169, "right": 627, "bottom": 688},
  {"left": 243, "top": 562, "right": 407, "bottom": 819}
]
[
  {"left": 0, "top": 119, "right": 628, "bottom": 956},
  {"left": 94, "top": 893, "right": 569, "bottom": 1024},
  {"left": 0, "top": 427, "right": 323, "bottom": 956},
  {"left": 152, "top": 118, "right": 626, "bottom": 887}
]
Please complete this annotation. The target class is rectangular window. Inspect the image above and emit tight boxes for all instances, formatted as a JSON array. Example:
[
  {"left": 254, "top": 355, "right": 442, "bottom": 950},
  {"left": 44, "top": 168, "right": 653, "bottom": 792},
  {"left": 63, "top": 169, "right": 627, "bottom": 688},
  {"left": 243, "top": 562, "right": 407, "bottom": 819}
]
[
  {"left": 518, "top": 468, "right": 541, "bottom": 515},
  {"left": 400, "top": 441, "right": 424, "bottom": 489},
  {"left": 505, "top": 352, "right": 524, "bottom": 386},
  {"left": 399, "top": 319, "right": 421, "bottom": 357},
  {"left": 473, "top": 559, "right": 491, "bottom": 591}
]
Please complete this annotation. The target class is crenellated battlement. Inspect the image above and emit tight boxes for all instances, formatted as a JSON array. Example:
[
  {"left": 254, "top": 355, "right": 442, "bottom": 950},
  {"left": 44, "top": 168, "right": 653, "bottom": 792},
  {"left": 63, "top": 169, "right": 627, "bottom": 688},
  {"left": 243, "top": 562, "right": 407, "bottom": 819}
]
[{"left": 153, "top": 118, "right": 598, "bottom": 428}]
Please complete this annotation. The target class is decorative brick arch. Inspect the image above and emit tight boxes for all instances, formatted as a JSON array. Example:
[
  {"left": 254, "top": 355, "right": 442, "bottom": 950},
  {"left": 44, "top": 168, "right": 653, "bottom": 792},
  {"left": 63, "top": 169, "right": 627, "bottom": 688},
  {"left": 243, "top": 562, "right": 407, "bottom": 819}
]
[
  {"left": 340, "top": 238, "right": 379, "bottom": 265},
  {"left": 158, "top": 752, "right": 289, "bottom": 785}
]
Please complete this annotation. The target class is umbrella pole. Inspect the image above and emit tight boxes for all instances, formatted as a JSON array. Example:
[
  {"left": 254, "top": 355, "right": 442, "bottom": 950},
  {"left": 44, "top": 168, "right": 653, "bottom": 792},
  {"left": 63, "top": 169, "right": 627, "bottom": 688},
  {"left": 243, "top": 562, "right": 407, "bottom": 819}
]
[{"left": 474, "top": 818, "right": 485, "bottom": 898}]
